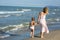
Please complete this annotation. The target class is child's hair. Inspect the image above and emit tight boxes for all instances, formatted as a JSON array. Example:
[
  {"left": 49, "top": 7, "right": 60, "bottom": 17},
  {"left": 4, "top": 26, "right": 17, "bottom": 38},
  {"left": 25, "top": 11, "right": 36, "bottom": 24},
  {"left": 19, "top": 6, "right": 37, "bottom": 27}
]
[
  {"left": 31, "top": 17, "right": 35, "bottom": 25},
  {"left": 31, "top": 17, "right": 35, "bottom": 21}
]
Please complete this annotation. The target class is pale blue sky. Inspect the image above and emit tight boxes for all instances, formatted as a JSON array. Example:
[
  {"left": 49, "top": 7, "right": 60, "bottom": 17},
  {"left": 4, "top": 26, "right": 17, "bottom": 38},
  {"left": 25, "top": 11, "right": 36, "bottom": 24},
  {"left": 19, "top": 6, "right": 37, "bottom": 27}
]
[{"left": 0, "top": 0, "right": 60, "bottom": 7}]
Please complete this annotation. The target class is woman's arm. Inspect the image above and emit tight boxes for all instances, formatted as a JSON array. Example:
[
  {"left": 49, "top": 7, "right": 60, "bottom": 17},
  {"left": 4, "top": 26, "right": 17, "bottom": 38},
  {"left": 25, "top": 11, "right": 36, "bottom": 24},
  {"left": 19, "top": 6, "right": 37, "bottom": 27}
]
[
  {"left": 37, "top": 12, "right": 43, "bottom": 24},
  {"left": 37, "top": 12, "right": 41, "bottom": 24}
]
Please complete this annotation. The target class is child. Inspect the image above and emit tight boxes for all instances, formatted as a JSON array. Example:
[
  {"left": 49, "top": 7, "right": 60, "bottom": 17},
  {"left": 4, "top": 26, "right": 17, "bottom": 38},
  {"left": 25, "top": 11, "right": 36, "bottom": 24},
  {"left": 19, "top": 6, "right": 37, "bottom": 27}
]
[{"left": 29, "top": 17, "right": 37, "bottom": 38}]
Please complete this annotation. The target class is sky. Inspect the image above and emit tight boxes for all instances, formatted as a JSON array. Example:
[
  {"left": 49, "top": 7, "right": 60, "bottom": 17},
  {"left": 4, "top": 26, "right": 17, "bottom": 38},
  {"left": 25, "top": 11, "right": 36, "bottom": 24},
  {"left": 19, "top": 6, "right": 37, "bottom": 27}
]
[{"left": 0, "top": 0, "right": 60, "bottom": 7}]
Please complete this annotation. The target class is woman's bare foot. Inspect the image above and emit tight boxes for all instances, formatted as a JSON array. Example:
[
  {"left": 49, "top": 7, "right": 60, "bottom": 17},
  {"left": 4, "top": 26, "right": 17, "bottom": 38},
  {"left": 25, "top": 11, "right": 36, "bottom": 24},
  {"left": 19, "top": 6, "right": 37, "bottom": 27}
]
[{"left": 40, "top": 36, "right": 44, "bottom": 38}]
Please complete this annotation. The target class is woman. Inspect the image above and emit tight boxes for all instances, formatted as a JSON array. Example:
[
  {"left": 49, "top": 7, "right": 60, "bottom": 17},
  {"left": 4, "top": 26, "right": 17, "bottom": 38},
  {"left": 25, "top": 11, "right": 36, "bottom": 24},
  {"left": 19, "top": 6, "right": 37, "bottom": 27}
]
[{"left": 38, "top": 7, "right": 49, "bottom": 38}]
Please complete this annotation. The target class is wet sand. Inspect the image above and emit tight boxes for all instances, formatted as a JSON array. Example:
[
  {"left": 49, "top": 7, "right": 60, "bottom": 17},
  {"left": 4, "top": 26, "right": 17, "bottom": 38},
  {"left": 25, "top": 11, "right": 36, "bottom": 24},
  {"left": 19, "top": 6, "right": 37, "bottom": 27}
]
[{"left": 25, "top": 30, "right": 60, "bottom": 40}]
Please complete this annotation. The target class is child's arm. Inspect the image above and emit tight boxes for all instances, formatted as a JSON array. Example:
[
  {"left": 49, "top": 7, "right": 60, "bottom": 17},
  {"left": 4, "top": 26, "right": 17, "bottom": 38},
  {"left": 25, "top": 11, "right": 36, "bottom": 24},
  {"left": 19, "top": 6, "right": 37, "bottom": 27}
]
[
  {"left": 35, "top": 22, "right": 37, "bottom": 25},
  {"left": 34, "top": 21, "right": 38, "bottom": 26}
]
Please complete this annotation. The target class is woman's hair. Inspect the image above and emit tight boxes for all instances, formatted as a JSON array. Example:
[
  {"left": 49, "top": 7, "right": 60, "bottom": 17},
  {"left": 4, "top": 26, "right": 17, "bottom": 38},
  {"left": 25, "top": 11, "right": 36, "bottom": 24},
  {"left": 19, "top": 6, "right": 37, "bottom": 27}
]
[
  {"left": 31, "top": 17, "right": 35, "bottom": 21},
  {"left": 43, "top": 7, "right": 48, "bottom": 13}
]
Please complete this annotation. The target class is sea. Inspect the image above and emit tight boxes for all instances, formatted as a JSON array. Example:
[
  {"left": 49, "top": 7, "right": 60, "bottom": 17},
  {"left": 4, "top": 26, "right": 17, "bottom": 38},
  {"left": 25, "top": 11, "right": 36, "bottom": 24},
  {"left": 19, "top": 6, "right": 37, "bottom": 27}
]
[{"left": 0, "top": 6, "right": 60, "bottom": 40}]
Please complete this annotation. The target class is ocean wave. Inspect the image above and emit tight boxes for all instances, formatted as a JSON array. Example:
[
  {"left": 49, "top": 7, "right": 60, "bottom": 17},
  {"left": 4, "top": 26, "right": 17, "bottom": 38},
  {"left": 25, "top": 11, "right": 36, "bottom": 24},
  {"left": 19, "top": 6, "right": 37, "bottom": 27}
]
[
  {"left": 0, "top": 34, "right": 10, "bottom": 38},
  {"left": 22, "top": 9, "right": 31, "bottom": 12},
  {"left": 0, "top": 22, "right": 29, "bottom": 32},
  {"left": 52, "top": 12, "right": 56, "bottom": 14},
  {"left": 0, "top": 11, "right": 24, "bottom": 14},
  {"left": 0, "top": 22, "right": 29, "bottom": 38},
  {"left": 49, "top": 12, "right": 56, "bottom": 15},
  {"left": 0, "top": 15, "right": 10, "bottom": 18},
  {"left": 0, "top": 24, "right": 24, "bottom": 30},
  {"left": 0, "top": 13, "right": 22, "bottom": 18},
  {"left": 0, "top": 9, "right": 31, "bottom": 14},
  {"left": 47, "top": 18, "right": 60, "bottom": 22}
]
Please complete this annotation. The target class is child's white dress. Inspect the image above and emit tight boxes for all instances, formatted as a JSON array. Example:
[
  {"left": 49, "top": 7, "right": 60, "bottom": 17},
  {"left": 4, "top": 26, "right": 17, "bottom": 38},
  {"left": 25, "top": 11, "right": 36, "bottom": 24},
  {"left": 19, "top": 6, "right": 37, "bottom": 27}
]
[{"left": 40, "top": 14, "right": 49, "bottom": 33}]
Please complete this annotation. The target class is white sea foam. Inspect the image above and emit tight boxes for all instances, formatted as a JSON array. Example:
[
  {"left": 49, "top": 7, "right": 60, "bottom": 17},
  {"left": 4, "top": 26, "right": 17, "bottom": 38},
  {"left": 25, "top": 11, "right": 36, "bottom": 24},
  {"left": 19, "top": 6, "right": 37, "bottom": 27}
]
[
  {"left": 47, "top": 18, "right": 60, "bottom": 25},
  {"left": 47, "top": 18, "right": 60, "bottom": 21},
  {"left": 22, "top": 9, "right": 31, "bottom": 11},
  {"left": 0, "top": 34, "right": 10, "bottom": 38},
  {"left": 14, "top": 14, "right": 22, "bottom": 16},
  {"left": 0, "top": 23, "right": 26, "bottom": 32},
  {"left": 0, "top": 13, "right": 23, "bottom": 18},
  {"left": 9, "top": 24, "right": 24, "bottom": 31},
  {"left": 55, "top": 18, "right": 60, "bottom": 21},
  {"left": 54, "top": 9, "right": 57, "bottom": 11},
  {"left": 0, "top": 15, "right": 10, "bottom": 18},
  {"left": 0, "top": 11, "right": 24, "bottom": 14},
  {"left": 0, "top": 22, "right": 30, "bottom": 34}
]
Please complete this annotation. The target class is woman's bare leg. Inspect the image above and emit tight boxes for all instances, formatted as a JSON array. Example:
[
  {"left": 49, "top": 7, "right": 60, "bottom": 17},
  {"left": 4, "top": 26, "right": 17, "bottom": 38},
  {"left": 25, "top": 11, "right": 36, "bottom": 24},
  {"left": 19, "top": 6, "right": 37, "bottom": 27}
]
[
  {"left": 40, "top": 32, "right": 44, "bottom": 38},
  {"left": 40, "top": 23, "right": 49, "bottom": 38},
  {"left": 44, "top": 23, "right": 49, "bottom": 34},
  {"left": 40, "top": 24, "right": 45, "bottom": 38}
]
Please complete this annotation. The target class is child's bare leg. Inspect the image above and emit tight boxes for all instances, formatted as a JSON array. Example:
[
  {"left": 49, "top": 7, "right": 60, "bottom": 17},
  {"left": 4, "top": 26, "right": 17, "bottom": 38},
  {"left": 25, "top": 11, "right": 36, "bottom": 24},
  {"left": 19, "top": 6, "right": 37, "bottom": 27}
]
[
  {"left": 30, "top": 32, "right": 32, "bottom": 37},
  {"left": 31, "top": 30, "right": 34, "bottom": 38},
  {"left": 32, "top": 30, "right": 34, "bottom": 38},
  {"left": 30, "top": 29, "right": 34, "bottom": 38}
]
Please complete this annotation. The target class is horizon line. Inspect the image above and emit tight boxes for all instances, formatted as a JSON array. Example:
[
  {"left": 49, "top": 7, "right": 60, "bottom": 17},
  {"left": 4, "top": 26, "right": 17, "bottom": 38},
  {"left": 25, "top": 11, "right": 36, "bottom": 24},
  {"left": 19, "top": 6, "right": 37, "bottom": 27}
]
[{"left": 0, "top": 5, "right": 60, "bottom": 7}]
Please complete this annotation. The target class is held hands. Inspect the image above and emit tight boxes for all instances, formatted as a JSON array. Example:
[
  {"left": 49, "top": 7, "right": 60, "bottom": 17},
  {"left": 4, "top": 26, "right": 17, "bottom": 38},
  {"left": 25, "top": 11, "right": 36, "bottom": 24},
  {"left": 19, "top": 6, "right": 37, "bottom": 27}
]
[
  {"left": 35, "top": 22, "right": 39, "bottom": 26},
  {"left": 35, "top": 23, "right": 37, "bottom": 25}
]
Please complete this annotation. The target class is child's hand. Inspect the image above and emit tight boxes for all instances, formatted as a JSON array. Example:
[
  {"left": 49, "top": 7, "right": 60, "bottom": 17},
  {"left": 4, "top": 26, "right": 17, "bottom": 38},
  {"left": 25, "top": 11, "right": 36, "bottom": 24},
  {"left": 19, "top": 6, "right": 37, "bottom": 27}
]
[{"left": 35, "top": 23, "right": 37, "bottom": 25}]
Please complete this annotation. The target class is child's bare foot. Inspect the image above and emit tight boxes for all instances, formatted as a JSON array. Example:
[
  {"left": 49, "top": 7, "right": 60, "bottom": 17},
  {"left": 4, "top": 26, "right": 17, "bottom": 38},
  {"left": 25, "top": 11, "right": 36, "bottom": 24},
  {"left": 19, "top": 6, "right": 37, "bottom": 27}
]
[{"left": 31, "top": 36, "right": 34, "bottom": 38}]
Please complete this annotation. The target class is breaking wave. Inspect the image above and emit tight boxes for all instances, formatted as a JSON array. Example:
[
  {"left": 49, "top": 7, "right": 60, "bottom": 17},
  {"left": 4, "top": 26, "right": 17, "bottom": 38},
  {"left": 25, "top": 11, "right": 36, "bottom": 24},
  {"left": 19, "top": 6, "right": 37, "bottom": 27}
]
[{"left": 0, "top": 11, "right": 24, "bottom": 14}]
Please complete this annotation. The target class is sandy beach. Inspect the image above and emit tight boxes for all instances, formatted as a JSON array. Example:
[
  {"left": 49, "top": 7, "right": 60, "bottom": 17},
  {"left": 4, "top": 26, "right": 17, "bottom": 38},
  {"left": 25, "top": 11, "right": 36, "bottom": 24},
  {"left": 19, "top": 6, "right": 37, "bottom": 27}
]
[{"left": 26, "top": 30, "right": 60, "bottom": 40}]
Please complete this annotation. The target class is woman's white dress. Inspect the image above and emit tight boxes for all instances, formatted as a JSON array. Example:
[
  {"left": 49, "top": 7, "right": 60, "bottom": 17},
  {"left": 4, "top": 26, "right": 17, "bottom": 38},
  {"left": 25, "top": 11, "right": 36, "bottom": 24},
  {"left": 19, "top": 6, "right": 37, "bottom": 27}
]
[{"left": 40, "top": 14, "right": 49, "bottom": 33}]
